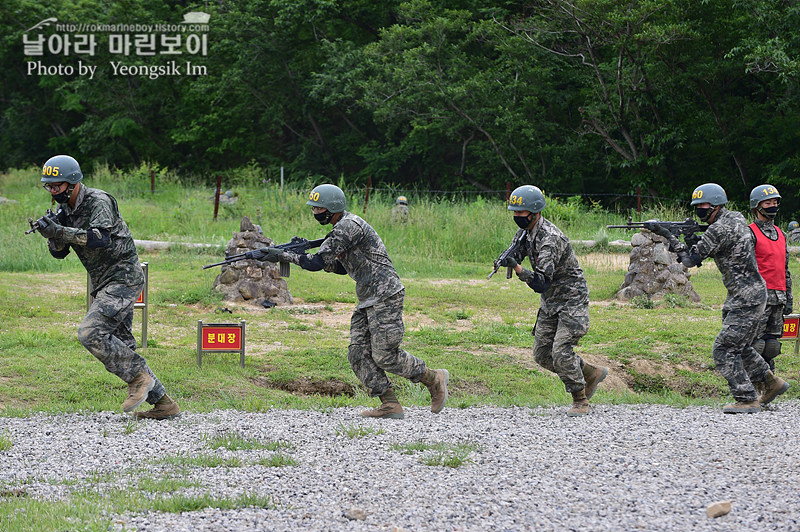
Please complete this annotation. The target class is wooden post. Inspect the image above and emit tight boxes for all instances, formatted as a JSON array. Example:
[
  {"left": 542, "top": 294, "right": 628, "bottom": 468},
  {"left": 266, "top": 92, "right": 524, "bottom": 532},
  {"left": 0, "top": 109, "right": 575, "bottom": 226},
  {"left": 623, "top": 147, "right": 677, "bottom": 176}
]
[
  {"left": 637, "top": 185, "right": 641, "bottom": 214},
  {"left": 364, "top": 176, "right": 371, "bottom": 214},
  {"left": 150, "top": 170, "right": 155, "bottom": 194},
  {"left": 505, "top": 181, "right": 511, "bottom": 201},
  {"left": 213, "top": 175, "right": 222, "bottom": 220}
]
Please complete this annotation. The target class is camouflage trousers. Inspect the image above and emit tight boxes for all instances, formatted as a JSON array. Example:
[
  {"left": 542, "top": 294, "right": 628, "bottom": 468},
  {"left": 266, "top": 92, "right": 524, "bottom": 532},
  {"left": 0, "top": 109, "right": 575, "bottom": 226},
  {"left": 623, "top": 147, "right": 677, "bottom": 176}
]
[
  {"left": 78, "top": 281, "right": 165, "bottom": 405},
  {"left": 715, "top": 303, "right": 769, "bottom": 402},
  {"left": 348, "top": 290, "right": 426, "bottom": 397},
  {"left": 532, "top": 306, "right": 590, "bottom": 393},
  {"left": 756, "top": 303, "right": 786, "bottom": 339}
]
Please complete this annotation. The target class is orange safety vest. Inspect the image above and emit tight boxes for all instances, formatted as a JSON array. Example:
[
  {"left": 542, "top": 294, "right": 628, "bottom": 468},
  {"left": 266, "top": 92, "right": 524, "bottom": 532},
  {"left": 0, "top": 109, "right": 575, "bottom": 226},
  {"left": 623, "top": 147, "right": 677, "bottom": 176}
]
[{"left": 750, "top": 222, "right": 787, "bottom": 291}]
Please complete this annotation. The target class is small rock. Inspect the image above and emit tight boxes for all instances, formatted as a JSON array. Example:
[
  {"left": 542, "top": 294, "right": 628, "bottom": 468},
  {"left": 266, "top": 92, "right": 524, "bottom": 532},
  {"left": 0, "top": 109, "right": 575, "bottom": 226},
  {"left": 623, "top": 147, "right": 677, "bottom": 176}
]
[
  {"left": 706, "top": 500, "right": 732, "bottom": 518},
  {"left": 345, "top": 508, "right": 367, "bottom": 521}
]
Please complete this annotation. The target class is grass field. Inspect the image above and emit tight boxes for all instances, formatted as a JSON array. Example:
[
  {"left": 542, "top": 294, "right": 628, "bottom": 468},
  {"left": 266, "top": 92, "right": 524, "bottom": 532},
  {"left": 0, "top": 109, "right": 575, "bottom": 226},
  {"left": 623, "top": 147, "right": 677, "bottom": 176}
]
[{"left": 1, "top": 164, "right": 797, "bottom": 415}]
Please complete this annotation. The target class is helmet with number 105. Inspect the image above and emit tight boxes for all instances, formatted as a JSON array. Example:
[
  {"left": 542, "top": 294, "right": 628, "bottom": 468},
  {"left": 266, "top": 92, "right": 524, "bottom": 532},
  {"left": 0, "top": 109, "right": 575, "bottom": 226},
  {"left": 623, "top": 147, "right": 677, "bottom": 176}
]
[
  {"left": 306, "top": 184, "right": 346, "bottom": 213},
  {"left": 690, "top": 183, "right": 727, "bottom": 206},
  {"left": 749, "top": 184, "right": 781, "bottom": 209},
  {"left": 507, "top": 185, "right": 546, "bottom": 213},
  {"left": 41, "top": 155, "right": 83, "bottom": 184}
]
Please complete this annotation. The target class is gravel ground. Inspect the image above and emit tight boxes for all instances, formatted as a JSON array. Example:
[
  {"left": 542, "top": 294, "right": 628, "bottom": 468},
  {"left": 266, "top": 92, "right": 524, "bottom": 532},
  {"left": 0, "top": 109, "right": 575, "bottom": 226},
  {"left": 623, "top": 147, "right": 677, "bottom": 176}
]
[{"left": 1, "top": 401, "right": 799, "bottom": 531}]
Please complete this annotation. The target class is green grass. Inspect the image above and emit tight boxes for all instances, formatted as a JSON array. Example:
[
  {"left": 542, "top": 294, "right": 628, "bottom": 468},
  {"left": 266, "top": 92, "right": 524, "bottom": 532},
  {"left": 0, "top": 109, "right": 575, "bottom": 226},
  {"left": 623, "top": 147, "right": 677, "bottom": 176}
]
[
  {"left": 334, "top": 422, "right": 386, "bottom": 439},
  {"left": 390, "top": 441, "right": 479, "bottom": 468}
]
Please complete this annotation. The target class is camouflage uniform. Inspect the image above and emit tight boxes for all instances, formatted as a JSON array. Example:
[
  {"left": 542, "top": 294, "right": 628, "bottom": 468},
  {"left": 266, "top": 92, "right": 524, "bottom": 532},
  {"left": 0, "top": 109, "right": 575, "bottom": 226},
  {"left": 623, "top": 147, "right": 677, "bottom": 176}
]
[
  {"left": 788, "top": 228, "right": 800, "bottom": 244},
  {"left": 750, "top": 218, "right": 793, "bottom": 370},
  {"left": 286, "top": 211, "right": 426, "bottom": 396},
  {"left": 48, "top": 185, "right": 166, "bottom": 404},
  {"left": 391, "top": 204, "right": 409, "bottom": 223},
  {"left": 515, "top": 216, "right": 590, "bottom": 393},
  {"left": 689, "top": 208, "right": 768, "bottom": 402}
]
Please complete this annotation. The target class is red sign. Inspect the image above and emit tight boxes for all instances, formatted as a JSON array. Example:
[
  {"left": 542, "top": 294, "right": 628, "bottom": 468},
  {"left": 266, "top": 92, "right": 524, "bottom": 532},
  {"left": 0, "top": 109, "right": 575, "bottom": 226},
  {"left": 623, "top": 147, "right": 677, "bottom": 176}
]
[
  {"left": 783, "top": 316, "right": 799, "bottom": 339},
  {"left": 201, "top": 326, "right": 242, "bottom": 350},
  {"left": 136, "top": 291, "right": 144, "bottom": 304}
]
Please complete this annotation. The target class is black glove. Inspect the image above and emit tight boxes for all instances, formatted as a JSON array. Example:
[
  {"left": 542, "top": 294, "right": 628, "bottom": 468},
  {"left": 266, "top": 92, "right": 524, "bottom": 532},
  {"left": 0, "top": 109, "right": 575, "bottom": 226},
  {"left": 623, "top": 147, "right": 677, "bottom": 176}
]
[
  {"left": 784, "top": 302, "right": 793, "bottom": 315},
  {"left": 684, "top": 234, "right": 701, "bottom": 248},
  {"left": 38, "top": 217, "right": 64, "bottom": 239},
  {"left": 498, "top": 256, "right": 517, "bottom": 268},
  {"left": 642, "top": 222, "right": 671, "bottom": 239},
  {"left": 529, "top": 272, "right": 550, "bottom": 293},
  {"left": 246, "top": 248, "right": 285, "bottom": 262}
]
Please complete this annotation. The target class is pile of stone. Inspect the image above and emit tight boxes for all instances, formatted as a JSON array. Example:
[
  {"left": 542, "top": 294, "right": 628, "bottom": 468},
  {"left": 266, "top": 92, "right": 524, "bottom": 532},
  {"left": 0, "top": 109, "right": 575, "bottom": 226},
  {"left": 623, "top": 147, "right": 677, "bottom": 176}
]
[
  {"left": 211, "top": 217, "right": 293, "bottom": 306},
  {"left": 615, "top": 229, "right": 700, "bottom": 302}
]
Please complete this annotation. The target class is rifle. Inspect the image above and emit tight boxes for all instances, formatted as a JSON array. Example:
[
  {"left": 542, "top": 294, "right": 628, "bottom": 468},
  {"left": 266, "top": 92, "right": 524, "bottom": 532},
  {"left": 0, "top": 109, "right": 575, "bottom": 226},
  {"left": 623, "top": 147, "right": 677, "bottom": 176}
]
[
  {"left": 606, "top": 217, "right": 709, "bottom": 249},
  {"left": 488, "top": 231, "right": 526, "bottom": 280},
  {"left": 25, "top": 208, "right": 61, "bottom": 235},
  {"left": 202, "top": 235, "right": 327, "bottom": 277}
]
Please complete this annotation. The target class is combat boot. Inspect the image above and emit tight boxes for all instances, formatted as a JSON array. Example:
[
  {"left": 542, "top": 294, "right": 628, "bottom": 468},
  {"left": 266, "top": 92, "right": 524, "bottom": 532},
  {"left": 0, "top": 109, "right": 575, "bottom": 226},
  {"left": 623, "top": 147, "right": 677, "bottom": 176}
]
[
  {"left": 121, "top": 372, "right": 154, "bottom": 412},
  {"left": 360, "top": 388, "right": 404, "bottom": 419},
  {"left": 582, "top": 363, "right": 608, "bottom": 399},
  {"left": 420, "top": 368, "right": 449, "bottom": 413},
  {"left": 722, "top": 400, "right": 761, "bottom": 414},
  {"left": 134, "top": 394, "right": 181, "bottom": 420},
  {"left": 567, "top": 390, "right": 590, "bottom": 417},
  {"left": 758, "top": 371, "right": 789, "bottom": 405}
]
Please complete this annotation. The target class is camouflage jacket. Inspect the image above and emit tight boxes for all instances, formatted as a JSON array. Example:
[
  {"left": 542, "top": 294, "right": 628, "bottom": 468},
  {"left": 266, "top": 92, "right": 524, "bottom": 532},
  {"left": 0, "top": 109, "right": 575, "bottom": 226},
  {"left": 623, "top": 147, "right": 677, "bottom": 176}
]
[
  {"left": 750, "top": 218, "right": 792, "bottom": 307},
  {"left": 49, "top": 185, "right": 143, "bottom": 295},
  {"left": 788, "top": 228, "right": 800, "bottom": 244},
  {"left": 516, "top": 216, "right": 589, "bottom": 314},
  {"left": 691, "top": 208, "right": 765, "bottom": 310},
  {"left": 308, "top": 211, "right": 403, "bottom": 309}
]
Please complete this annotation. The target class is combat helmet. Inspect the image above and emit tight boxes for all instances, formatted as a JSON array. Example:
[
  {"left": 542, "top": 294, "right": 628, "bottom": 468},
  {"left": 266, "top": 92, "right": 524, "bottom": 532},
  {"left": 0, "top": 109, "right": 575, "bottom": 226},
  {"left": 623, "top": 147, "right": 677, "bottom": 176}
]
[
  {"left": 396, "top": 196, "right": 408, "bottom": 205},
  {"left": 307, "top": 184, "right": 346, "bottom": 213},
  {"left": 749, "top": 184, "right": 781, "bottom": 209},
  {"left": 41, "top": 155, "right": 83, "bottom": 184},
  {"left": 690, "top": 183, "right": 727, "bottom": 206},
  {"left": 789, "top": 221, "right": 799, "bottom": 231},
  {"left": 507, "top": 185, "right": 546, "bottom": 213}
]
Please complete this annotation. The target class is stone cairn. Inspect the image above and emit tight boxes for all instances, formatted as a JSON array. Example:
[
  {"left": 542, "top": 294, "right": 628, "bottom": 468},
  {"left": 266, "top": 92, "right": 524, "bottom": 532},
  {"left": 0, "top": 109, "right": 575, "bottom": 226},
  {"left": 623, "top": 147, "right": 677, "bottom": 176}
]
[
  {"left": 615, "top": 230, "right": 700, "bottom": 302},
  {"left": 211, "top": 217, "right": 293, "bottom": 306}
]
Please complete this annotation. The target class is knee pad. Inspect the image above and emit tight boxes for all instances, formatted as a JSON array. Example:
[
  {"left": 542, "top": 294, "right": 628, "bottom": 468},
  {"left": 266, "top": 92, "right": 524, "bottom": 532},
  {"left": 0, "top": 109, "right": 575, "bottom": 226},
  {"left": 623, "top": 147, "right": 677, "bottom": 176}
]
[{"left": 763, "top": 338, "right": 782, "bottom": 361}]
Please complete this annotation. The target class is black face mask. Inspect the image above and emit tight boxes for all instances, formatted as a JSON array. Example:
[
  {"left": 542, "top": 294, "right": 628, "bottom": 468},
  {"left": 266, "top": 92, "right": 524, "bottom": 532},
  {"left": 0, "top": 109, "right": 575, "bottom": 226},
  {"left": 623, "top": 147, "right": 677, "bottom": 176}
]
[
  {"left": 514, "top": 215, "right": 532, "bottom": 230},
  {"left": 695, "top": 206, "right": 713, "bottom": 222},
  {"left": 52, "top": 184, "right": 74, "bottom": 204},
  {"left": 759, "top": 206, "right": 780, "bottom": 219},
  {"left": 314, "top": 211, "right": 334, "bottom": 225}
]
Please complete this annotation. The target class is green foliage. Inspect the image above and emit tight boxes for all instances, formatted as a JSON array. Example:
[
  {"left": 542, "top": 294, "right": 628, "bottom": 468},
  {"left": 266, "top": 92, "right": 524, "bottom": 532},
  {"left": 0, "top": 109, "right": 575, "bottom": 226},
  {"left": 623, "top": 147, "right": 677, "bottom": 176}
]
[
  {"left": 1, "top": 0, "right": 798, "bottom": 210},
  {"left": 390, "top": 441, "right": 478, "bottom": 468},
  {"left": 334, "top": 423, "right": 385, "bottom": 439}
]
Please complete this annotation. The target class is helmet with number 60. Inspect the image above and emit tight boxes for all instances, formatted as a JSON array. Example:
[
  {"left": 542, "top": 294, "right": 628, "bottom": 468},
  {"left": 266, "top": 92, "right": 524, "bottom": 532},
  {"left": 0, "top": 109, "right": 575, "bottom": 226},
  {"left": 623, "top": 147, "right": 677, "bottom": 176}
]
[
  {"left": 749, "top": 184, "right": 781, "bottom": 209},
  {"left": 306, "top": 184, "right": 346, "bottom": 213},
  {"left": 507, "top": 185, "right": 546, "bottom": 213},
  {"left": 690, "top": 183, "right": 727, "bottom": 206},
  {"left": 41, "top": 155, "right": 83, "bottom": 184}
]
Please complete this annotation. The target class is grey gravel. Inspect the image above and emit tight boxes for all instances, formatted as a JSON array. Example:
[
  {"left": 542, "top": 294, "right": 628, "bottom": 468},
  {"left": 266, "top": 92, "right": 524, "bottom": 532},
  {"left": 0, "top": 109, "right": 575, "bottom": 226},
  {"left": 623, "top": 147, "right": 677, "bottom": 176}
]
[{"left": 2, "top": 402, "right": 800, "bottom": 531}]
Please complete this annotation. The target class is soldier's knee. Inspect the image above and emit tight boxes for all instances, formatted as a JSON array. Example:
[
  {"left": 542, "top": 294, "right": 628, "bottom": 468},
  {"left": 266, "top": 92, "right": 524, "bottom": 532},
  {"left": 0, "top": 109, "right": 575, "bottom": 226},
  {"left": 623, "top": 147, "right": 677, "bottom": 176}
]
[
  {"left": 763, "top": 337, "right": 782, "bottom": 361},
  {"left": 77, "top": 323, "right": 95, "bottom": 348},
  {"left": 370, "top": 347, "right": 397, "bottom": 368}
]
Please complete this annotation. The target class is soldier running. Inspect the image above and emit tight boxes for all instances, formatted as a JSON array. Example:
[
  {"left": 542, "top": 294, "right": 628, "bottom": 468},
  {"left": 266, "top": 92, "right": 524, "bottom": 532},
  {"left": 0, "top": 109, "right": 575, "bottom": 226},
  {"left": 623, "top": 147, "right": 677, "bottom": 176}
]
[{"left": 256, "top": 184, "right": 448, "bottom": 419}]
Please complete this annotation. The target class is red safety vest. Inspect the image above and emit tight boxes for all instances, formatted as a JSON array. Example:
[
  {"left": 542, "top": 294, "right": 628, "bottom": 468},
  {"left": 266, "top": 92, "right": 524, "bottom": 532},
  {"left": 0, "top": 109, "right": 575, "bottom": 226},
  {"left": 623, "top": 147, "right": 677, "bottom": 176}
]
[{"left": 749, "top": 222, "right": 787, "bottom": 291}]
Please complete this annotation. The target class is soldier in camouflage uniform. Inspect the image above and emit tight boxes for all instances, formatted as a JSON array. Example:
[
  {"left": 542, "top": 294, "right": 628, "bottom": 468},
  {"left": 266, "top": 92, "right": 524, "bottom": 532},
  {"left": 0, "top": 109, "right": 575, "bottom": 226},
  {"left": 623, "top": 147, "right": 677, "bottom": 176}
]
[
  {"left": 748, "top": 185, "right": 793, "bottom": 377},
  {"left": 787, "top": 221, "right": 800, "bottom": 244},
  {"left": 260, "top": 184, "right": 449, "bottom": 419},
  {"left": 391, "top": 196, "right": 409, "bottom": 224},
  {"left": 498, "top": 185, "right": 608, "bottom": 417},
  {"left": 656, "top": 183, "right": 788, "bottom": 413},
  {"left": 37, "top": 155, "right": 179, "bottom": 420}
]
